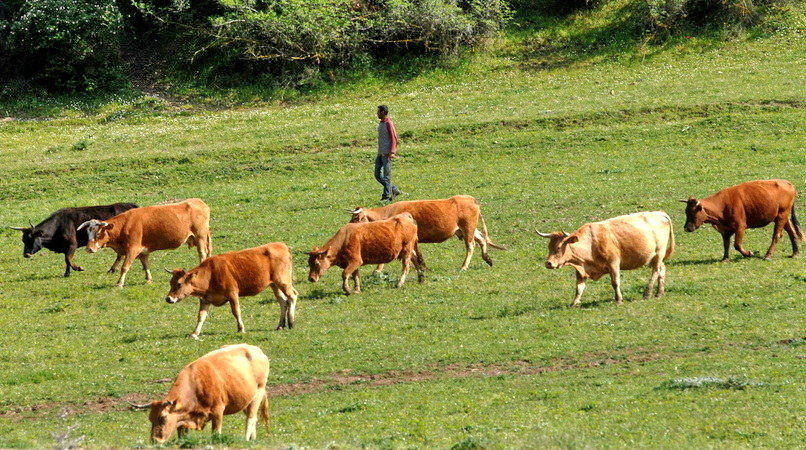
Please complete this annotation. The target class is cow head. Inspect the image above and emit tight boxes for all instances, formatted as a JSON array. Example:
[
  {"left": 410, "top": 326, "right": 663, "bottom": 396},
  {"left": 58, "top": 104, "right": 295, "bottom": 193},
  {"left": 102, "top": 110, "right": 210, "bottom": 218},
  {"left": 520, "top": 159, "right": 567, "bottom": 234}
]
[
  {"left": 148, "top": 399, "right": 204, "bottom": 443},
  {"left": 77, "top": 220, "right": 113, "bottom": 253},
  {"left": 307, "top": 246, "right": 332, "bottom": 282},
  {"left": 10, "top": 224, "right": 47, "bottom": 257},
  {"left": 164, "top": 269, "right": 196, "bottom": 304},
  {"left": 537, "top": 230, "right": 578, "bottom": 269},
  {"left": 680, "top": 197, "right": 705, "bottom": 232},
  {"left": 348, "top": 207, "right": 369, "bottom": 223}
]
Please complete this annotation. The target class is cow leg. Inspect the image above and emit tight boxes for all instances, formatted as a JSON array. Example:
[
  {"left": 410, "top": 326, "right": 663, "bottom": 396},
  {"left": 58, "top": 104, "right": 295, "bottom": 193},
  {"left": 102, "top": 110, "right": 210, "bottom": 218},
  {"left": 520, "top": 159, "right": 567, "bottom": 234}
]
[
  {"left": 64, "top": 245, "right": 83, "bottom": 277},
  {"left": 764, "top": 218, "right": 787, "bottom": 260},
  {"left": 784, "top": 221, "right": 800, "bottom": 257},
  {"left": 609, "top": 265, "right": 623, "bottom": 304},
  {"left": 720, "top": 231, "right": 734, "bottom": 262},
  {"left": 397, "top": 253, "right": 412, "bottom": 287},
  {"left": 352, "top": 270, "right": 362, "bottom": 293},
  {"left": 244, "top": 391, "right": 264, "bottom": 441},
  {"left": 138, "top": 253, "right": 152, "bottom": 283},
  {"left": 644, "top": 258, "right": 661, "bottom": 299},
  {"left": 474, "top": 229, "right": 493, "bottom": 266},
  {"left": 459, "top": 234, "right": 476, "bottom": 271},
  {"left": 229, "top": 294, "right": 245, "bottom": 333},
  {"left": 570, "top": 271, "right": 587, "bottom": 307},
  {"left": 210, "top": 408, "right": 225, "bottom": 436},
  {"left": 373, "top": 264, "right": 385, "bottom": 274},
  {"left": 342, "top": 264, "right": 360, "bottom": 295},
  {"left": 284, "top": 286, "right": 298, "bottom": 328},
  {"left": 413, "top": 245, "right": 426, "bottom": 283},
  {"left": 190, "top": 302, "right": 211, "bottom": 339},
  {"left": 733, "top": 227, "right": 753, "bottom": 257},
  {"left": 107, "top": 254, "right": 124, "bottom": 273},
  {"left": 656, "top": 262, "right": 667, "bottom": 297},
  {"left": 271, "top": 285, "right": 289, "bottom": 330},
  {"left": 115, "top": 252, "right": 139, "bottom": 287}
]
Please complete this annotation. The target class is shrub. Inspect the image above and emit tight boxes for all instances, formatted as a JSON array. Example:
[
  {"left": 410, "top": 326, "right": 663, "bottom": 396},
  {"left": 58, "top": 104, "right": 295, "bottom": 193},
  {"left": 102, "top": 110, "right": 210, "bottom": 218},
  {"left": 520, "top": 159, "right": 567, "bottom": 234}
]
[
  {"left": 7, "top": 0, "right": 124, "bottom": 91},
  {"left": 641, "top": 0, "right": 791, "bottom": 35}
]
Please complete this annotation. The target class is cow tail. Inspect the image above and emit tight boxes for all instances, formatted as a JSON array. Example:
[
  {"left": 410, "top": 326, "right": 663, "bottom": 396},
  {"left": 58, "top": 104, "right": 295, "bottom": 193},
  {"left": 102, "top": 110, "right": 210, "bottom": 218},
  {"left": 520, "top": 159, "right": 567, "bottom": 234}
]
[
  {"left": 260, "top": 392, "right": 271, "bottom": 430},
  {"left": 480, "top": 213, "right": 507, "bottom": 250},
  {"left": 791, "top": 204, "right": 804, "bottom": 241},
  {"left": 665, "top": 212, "right": 676, "bottom": 260}
]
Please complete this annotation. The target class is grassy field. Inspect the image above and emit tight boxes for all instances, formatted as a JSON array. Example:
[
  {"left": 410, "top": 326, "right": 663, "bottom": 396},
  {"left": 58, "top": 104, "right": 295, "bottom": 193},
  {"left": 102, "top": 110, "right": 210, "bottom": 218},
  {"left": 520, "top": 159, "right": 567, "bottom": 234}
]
[{"left": 1, "top": 3, "right": 805, "bottom": 448}]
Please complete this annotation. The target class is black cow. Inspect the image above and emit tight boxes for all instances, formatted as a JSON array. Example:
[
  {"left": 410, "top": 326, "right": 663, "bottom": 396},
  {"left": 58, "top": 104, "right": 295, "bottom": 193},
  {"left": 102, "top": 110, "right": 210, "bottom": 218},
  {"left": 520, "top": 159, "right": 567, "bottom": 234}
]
[{"left": 11, "top": 203, "right": 138, "bottom": 277}]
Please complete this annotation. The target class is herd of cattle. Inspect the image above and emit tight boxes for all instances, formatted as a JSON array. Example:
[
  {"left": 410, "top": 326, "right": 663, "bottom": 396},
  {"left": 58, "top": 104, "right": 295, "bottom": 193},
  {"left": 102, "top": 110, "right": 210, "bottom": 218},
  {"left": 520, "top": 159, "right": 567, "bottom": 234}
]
[{"left": 9, "top": 178, "right": 802, "bottom": 442}]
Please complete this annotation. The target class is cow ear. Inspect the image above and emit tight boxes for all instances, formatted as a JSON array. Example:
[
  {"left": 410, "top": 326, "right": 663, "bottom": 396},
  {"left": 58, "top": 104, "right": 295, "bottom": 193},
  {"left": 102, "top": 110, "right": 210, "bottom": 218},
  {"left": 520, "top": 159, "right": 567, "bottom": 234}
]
[
  {"left": 163, "top": 400, "right": 174, "bottom": 407},
  {"left": 318, "top": 246, "right": 330, "bottom": 256},
  {"left": 563, "top": 235, "right": 579, "bottom": 244},
  {"left": 101, "top": 222, "right": 114, "bottom": 230}
]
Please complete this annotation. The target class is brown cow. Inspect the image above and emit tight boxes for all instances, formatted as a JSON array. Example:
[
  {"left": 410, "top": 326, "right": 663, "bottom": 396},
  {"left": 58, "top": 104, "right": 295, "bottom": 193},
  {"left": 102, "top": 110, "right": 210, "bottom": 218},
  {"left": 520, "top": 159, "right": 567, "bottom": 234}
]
[
  {"left": 141, "top": 344, "right": 270, "bottom": 443},
  {"left": 538, "top": 211, "right": 675, "bottom": 307},
  {"left": 77, "top": 198, "right": 212, "bottom": 287},
  {"left": 165, "top": 243, "right": 299, "bottom": 339},
  {"left": 681, "top": 179, "right": 802, "bottom": 261},
  {"left": 348, "top": 195, "right": 505, "bottom": 271},
  {"left": 308, "top": 213, "right": 425, "bottom": 295}
]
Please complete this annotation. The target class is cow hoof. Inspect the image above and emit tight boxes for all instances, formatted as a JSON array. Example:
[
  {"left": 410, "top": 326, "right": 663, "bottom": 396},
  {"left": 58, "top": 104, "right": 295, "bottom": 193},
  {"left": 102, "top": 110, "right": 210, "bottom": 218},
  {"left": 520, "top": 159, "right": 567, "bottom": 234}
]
[
  {"left": 74, "top": 266, "right": 84, "bottom": 272},
  {"left": 763, "top": 255, "right": 773, "bottom": 261},
  {"left": 568, "top": 303, "right": 580, "bottom": 308},
  {"left": 145, "top": 279, "right": 153, "bottom": 284},
  {"left": 720, "top": 258, "right": 730, "bottom": 263},
  {"left": 63, "top": 272, "right": 71, "bottom": 278},
  {"left": 107, "top": 269, "right": 117, "bottom": 273},
  {"left": 114, "top": 284, "right": 124, "bottom": 288},
  {"left": 190, "top": 334, "right": 199, "bottom": 340}
]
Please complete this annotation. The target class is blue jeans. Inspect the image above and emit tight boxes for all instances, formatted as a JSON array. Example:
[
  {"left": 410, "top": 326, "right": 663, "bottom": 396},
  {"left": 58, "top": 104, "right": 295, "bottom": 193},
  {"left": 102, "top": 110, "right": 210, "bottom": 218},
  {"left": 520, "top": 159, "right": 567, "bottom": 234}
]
[{"left": 374, "top": 154, "right": 398, "bottom": 200}]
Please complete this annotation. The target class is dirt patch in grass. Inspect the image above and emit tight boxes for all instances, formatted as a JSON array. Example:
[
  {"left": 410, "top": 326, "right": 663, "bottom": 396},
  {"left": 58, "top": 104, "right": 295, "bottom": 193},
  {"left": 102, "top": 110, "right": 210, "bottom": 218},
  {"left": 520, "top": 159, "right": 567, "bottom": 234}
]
[{"left": 1, "top": 340, "right": 788, "bottom": 422}]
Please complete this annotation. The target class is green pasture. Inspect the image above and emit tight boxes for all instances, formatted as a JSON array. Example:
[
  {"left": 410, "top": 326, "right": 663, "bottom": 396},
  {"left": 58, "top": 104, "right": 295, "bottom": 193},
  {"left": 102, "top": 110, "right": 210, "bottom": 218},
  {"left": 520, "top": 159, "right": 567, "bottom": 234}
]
[{"left": 1, "top": 16, "right": 805, "bottom": 448}]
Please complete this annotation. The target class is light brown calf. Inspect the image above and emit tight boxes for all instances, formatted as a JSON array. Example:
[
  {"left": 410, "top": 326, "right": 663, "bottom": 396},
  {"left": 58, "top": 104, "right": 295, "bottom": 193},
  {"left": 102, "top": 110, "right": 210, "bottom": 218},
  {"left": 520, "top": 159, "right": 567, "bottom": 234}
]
[
  {"left": 539, "top": 211, "right": 675, "bottom": 307},
  {"left": 137, "top": 344, "right": 270, "bottom": 443}
]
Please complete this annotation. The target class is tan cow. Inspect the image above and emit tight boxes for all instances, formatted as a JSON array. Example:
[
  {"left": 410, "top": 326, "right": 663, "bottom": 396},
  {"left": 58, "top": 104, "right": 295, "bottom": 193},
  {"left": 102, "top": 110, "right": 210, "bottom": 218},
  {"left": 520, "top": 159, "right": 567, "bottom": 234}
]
[
  {"left": 142, "top": 344, "right": 270, "bottom": 443},
  {"left": 165, "top": 242, "right": 299, "bottom": 339},
  {"left": 681, "top": 179, "right": 801, "bottom": 261},
  {"left": 348, "top": 195, "right": 505, "bottom": 271},
  {"left": 538, "top": 211, "right": 675, "bottom": 307},
  {"left": 77, "top": 198, "right": 212, "bottom": 287},
  {"left": 308, "top": 213, "right": 425, "bottom": 295}
]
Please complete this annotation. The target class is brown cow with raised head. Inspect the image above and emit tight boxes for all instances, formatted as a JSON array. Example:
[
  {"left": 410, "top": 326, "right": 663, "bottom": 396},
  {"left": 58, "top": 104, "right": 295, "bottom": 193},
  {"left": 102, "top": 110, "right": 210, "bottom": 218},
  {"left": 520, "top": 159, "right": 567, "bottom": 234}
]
[
  {"left": 77, "top": 198, "right": 212, "bottom": 287},
  {"left": 538, "top": 211, "right": 675, "bottom": 307},
  {"left": 349, "top": 195, "right": 504, "bottom": 271},
  {"left": 308, "top": 212, "right": 425, "bottom": 295},
  {"left": 142, "top": 344, "right": 270, "bottom": 443},
  {"left": 681, "top": 179, "right": 801, "bottom": 261},
  {"left": 165, "top": 242, "right": 299, "bottom": 339}
]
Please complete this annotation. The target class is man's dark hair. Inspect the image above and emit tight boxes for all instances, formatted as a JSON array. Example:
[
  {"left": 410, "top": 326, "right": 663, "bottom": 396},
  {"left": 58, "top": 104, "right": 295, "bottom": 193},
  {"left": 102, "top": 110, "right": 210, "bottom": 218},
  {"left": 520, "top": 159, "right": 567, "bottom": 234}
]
[{"left": 378, "top": 105, "right": 389, "bottom": 115}]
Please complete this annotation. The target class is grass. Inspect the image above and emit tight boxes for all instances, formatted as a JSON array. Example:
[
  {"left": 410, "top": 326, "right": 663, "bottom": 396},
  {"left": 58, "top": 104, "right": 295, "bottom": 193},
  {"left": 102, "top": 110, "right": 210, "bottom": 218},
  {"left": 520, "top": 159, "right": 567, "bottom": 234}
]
[{"left": 0, "top": 2, "right": 804, "bottom": 448}]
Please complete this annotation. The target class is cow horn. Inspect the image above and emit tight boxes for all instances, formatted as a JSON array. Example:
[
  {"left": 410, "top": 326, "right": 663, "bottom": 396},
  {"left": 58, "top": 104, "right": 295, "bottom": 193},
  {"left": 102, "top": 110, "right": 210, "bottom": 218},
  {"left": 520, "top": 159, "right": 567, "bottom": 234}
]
[
  {"left": 678, "top": 199, "right": 689, "bottom": 203},
  {"left": 76, "top": 220, "right": 93, "bottom": 231},
  {"left": 10, "top": 226, "right": 27, "bottom": 231},
  {"left": 348, "top": 207, "right": 363, "bottom": 214},
  {"left": 536, "top": 230, "right": 552, "bottom": 238},
  {"left": 128, "top": 401, "right": 151, "bottom": 410},
  {"left": 164, "top": 268, "right": 174, "bottom": 274},
  {"left": 561, "top": 230, "right": 569, "bottom": 237}
]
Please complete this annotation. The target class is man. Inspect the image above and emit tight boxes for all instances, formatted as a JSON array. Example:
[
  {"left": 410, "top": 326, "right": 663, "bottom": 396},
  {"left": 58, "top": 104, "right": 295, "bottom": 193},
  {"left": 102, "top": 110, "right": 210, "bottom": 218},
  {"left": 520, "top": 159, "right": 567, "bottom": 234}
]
[{"left": 375, "top": 105, "right": 401, "bottom": 203}]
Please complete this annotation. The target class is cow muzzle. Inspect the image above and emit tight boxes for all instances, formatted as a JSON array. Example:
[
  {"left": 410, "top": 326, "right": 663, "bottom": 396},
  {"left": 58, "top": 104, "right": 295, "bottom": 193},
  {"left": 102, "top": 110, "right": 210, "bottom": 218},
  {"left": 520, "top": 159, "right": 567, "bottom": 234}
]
[
  {"left": 545, "top": 261, "right": 558, "bottom": 269},
  {"left": 165, "top": 296, "right": 179, "bottom": 304},
  {"left": 308, "top": 274, "right": 319, "bottom": 282}
]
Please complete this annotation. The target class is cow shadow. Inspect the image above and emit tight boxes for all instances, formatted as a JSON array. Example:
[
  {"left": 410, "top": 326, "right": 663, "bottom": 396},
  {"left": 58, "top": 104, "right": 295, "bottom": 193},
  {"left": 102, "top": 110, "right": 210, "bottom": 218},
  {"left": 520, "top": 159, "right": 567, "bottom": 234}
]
[
  {"left": 547, "top": 299, "right": 607, "bottom": 310},
  {"left": 673, "top": 255, "right": 753, "bottom": 266}
]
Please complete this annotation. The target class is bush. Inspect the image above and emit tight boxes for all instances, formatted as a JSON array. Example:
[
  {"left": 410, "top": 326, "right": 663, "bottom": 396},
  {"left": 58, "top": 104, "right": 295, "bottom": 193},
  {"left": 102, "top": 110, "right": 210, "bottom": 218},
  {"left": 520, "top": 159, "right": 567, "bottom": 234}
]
[
  {"left": 7, "top": 0, "right": 123, "bottom": 91},
  {"left": 642, "top": 0, "right": 789, "bottom": 35}
]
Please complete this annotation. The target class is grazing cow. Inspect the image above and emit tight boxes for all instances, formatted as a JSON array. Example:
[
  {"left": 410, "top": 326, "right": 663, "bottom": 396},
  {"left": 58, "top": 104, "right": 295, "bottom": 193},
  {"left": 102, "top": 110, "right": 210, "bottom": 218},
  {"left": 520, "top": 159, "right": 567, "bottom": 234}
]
[
  {"left": 348, "top": 195, "right": 505, "bottom": 271},
  {"left": 140, "top": 344, "right": 270, "bottom": 443},
  {"left": 308, "top": 213, "right": 425, "bottom": 295},
  {"left": 538, "top": 211, "right": 675, "bottom": 307},
  {"left": 10, "top": 203, "right": 138, "bottom": 277},
  {"left": 681, "top": 179, "right": 802, "bottom": 261},
  {"left": 165, "top": 243, "right": 299, "bottom": 339},
  {"left": 77, "top": 198, "right": 212, "bottom": 287}
]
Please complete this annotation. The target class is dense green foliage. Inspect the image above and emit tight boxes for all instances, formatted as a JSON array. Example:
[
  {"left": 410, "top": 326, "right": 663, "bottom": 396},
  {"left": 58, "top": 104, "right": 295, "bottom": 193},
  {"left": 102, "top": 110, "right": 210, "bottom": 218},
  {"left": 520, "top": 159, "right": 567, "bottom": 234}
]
[
  {"left": 0, "top": 0, "right": 797, "bottom": 96},
  {"left": 0, "top": 6, "right": 803, "bottom": 444}
]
